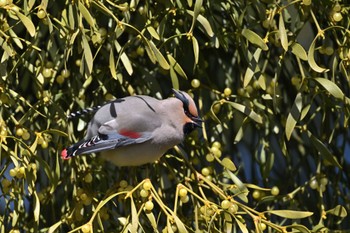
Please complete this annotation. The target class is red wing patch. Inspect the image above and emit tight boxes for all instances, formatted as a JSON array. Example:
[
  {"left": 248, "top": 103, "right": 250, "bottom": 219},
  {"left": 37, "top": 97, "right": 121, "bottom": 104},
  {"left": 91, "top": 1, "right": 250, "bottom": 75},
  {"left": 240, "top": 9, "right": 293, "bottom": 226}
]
[
  {"left": 61, "top": 149, "right": 70, "bottom": 160},
  {"left": 119, "top": 130, "right": 141, "bottom": 139}
]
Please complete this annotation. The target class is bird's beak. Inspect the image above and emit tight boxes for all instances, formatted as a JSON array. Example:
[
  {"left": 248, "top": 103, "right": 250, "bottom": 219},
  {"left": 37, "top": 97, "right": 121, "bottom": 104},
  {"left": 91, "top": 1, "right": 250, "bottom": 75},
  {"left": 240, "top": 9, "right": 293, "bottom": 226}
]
[{"left": 191, "top": 116, "right": 203, "bottom": 128}]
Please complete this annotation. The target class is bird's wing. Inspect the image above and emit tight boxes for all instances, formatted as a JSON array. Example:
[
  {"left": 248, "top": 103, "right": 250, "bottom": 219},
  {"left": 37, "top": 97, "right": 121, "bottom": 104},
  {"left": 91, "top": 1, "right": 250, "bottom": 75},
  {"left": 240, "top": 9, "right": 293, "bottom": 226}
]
[{"left": 61, "top": 132, "right": 152, "bottom": 159}]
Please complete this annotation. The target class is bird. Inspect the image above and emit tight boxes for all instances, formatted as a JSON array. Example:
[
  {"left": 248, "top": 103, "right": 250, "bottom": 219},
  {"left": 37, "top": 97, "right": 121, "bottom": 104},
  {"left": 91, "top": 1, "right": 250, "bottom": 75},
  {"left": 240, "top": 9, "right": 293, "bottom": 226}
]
[{"left": 61, "top": 89, "right": 202, "bottom": 166}]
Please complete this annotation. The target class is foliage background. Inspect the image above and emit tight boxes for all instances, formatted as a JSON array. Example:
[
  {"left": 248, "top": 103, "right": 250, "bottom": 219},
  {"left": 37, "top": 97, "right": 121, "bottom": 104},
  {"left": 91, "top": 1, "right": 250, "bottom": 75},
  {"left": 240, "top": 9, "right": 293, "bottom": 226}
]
[{"left": 0, "top": 0, "right": 349, "bottom": 232}]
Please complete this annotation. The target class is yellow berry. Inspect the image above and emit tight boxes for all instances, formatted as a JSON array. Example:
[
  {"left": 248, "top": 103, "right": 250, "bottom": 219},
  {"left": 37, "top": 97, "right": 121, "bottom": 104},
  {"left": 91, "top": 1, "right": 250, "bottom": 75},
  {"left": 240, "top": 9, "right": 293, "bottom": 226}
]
[
  {"left": 180, "top": 195, "right": 190, "bottom": 203},
  {"left": 56, "top": 75, "right": 65, "bottom": 84},
  {"left": 212, "top": 103, "right": 221, "bottom": 114},
  {"left": 252, "top": 190, "right": 261, "bottom": 199},
  {"left": 205, "top": 153, "right": 215, "bottom": 162},
  {"left": 332, "top": 12, "right": 343, "bottom": 22},
  {"left": 19, "top": 166, "right": 25, "bottom": 175},
  {"left": 9, "top": 168, "right": 17, "bottom": 177},
  {"left": 320, "top": 177, "right": 328, "bottom": 186},
  {"left": 84, "top": 173, "right": 93, "bottom": 183},
  {"left": 221, "top": 200, "right": 231, "bottom": 209},
  {"left": 99, "top": 27, "right": 107, "bottom": 37},
  {"left": 82, "top": 196, "right": 92, "bottom": 206},
  {"left": 16, "top": 167, "right": 24, "bottom": 179},
  {"left": 333, "top": 3, "right": 341, "bottom": 12},
  {"left": 119, "top": 180, "right": 128, "bottom": 188},
  {"left": 75, "top": 59, "right": 81, "bottom": 66},
  {"left": 223, "top": 87, "right": 232, "bottom": 97},
  {"left": 81, "top": 223, "right": 91, "bottom": 233},
  {"left": 210, "top": 146, "right": 222, "bottom": 158},
  {"left": 271, "top": 186, "right": 280, "bottom": 196},
  {"left": 16, "top": 128, "right": 23, "bottom": 137},
  {"left": 37, "top": 9, "right": 46, "bottom": 19},
  {"left": 140, "top": 189, "right": 149, "bottom": 198},
  {"left": 191, "top": 79, "right": 201, "bottom": 88},
  {"left": 201, "top": 167, "right": 210, "bottom": 176},
  {"left": 237, "top": 88, "right": 245, "bottom": 96},
  {"left": 143, "top": 180, "right": 152, "bottom": 191},
  {"left": 42, "top": 68, "right": 52, "bottom": 78},
  {"left": 104, "top": 93, "right": 114, "bottom": 101},
  {"left": 22, "top": 131, "right": 30, "bottom": 140},
  {"left": 61, "top": 69, "right": 70, "bottom": 78},
  {"left": 144, "top": 200, "right": 154, "bottom": 211},
  {"left": 125, "top": 185, "right": 134, "bottom": 191},
  {"left": 178, "top": 188, "right": 188, "bottom": 197},
  {"left": 259, "top": 222, "right": 267, "bottom": 231},
  {"left": 0, "top": 129, "right": 7, "bottom": 137},
  {"left": 309, "top": 179, "right": 318, "bottom": 189},
  {"left": 80, "top": 193, "right": 88, "bottom": 201},
  {"left": 1, "top": 178, "right": 11, "bottom": 187},
  {"left": 228, "top": 203, "right": 238, "bottom": 214},
  {"left": 41, "top": 140, "right": 48, "bottom": 149},
  {"left": 205, "top": 175, "right": 213, "bottom": 181},
  {"left": 136, "top": 46, "right": 145, "bottom": 56},
  {"left": 212, "top": 141, "right": 221, "bottom": 149}
]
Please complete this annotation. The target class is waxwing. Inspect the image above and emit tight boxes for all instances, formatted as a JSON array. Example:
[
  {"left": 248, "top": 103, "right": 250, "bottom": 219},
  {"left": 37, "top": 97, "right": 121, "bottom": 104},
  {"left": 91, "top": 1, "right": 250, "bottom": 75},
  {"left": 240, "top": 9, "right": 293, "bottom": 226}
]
[{"left": 61, "top": 89, "right": 202, "bottom": 166}]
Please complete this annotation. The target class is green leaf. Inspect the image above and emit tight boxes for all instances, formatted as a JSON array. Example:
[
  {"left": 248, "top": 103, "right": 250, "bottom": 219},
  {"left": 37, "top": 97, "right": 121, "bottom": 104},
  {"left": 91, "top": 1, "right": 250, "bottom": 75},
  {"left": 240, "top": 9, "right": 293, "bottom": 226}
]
[
  {"left": 224, "top": 213, "right": 233, "bottom": 233},
  {"left": 308, "top": 37, "right": 329, "bottom": 73},
  {"left": 226, "top": 169, "right": 249, "bottom": 203},
  {"left": 313, "top": 77, "right": 345, "bottom": 100},
  {"left": 48, "top": 220, "right": 63, "bottom": 233},
  {"left": 170, "top": 67, "right": 179, "bottom": 90},
  {"left": 145, "top": 211, "right": 157, "bottom": 230},
  {"left": 233, "top": 216, "right": 248, "bottom": 233},
  {"left": 130, "top": 197, "right": 138, "bottom": 233},
  {"left": 265, "top": 210, "right": 313, "bottom": 219},
  {"left": 149, "top": 41, "right": 170, "bottom": 70},
  {"left": 81, "top": 35, "right": 93, "bottom": 73},
  {"left": 147, "top": 26, "right": 160, "bottom": 40},
  {"left": 15, "top": 11, "right": 35, "bottom": 37},
  {"left": 167, "top": 54, "right": 188, "bottom": 79},
  {"left": 285, "top": 93, "right": 302, "bottom": 140},
  {"left": 326, "top": 205, "right": 347, "bottom": 217},
  {"left": 245, "top": 184, "right": 271, "bottom": 192},
  {"left": 291, "top": 42, "right": 308, "bottom": 61},
  {"left": 221, "top": 158, "right": 236, "bottom": 171},
  {"left": 114, "top": 41, "right": 133, "bottom": 76},
  {"left": 242, "top": 29, "right": 268, "bottom": 51},
  {"left": 42, "top": 129, "right": 68, "bottom": 137},
  {"left": 187, "top": 10, "right": 214, "bottom": 37},
  {"left": 279, "top": 11, "right": 288, "bottom": 51},
  {"left": 33, "top": 192, "right": 40, "bottom": 222},
  {"left": 188, "top": 0, "right": 203, "bottom": 33},
  {"left": 307, "top": 130, "right": 342, "bottom": 168},
  {"left": 144, "top": 42, "right": 157, "bottom": 64},
  {"left": 9, "top": 28, "right": 23, "bottom": 49},
  {"left": 0, "top": 37, "right": 13, "bottom": 60},
  {"left": 109, "top": 47, "right": 117, "bottom": 79},
  {"left": 243, "top": 48, "right": 262, "bottom": 87},
  {"left": 173, "top": 214, "right": 188, "bottom": 233},
  {"left": 78, "top": 1, "right": 96, "bottom": 29},
  {"left": 192, "top": 36, "right": 199, "bottom": 65},
  {"left": 209, "top": 101, "right": 221, "bottom": 124},
  {"left": 226, "top": 101, "right": 263, "bottom": 124},
  {"left": 285, "top": 224, "right": 311, "bottom": 233}
]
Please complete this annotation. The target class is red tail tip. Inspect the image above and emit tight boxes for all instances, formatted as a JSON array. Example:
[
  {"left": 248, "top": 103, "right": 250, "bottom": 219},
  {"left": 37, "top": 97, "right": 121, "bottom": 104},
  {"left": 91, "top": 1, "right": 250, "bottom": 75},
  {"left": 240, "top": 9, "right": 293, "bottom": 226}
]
[{"left": 61, "top": 149, "right": 70, "bottom": 160}]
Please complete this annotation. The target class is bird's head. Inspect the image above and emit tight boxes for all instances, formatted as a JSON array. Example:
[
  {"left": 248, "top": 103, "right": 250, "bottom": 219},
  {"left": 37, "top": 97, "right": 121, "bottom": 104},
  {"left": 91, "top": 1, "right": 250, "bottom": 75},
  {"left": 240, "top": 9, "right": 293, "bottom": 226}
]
[{"left": 172, "top": 89, "right": 203, "bottom": 135}]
